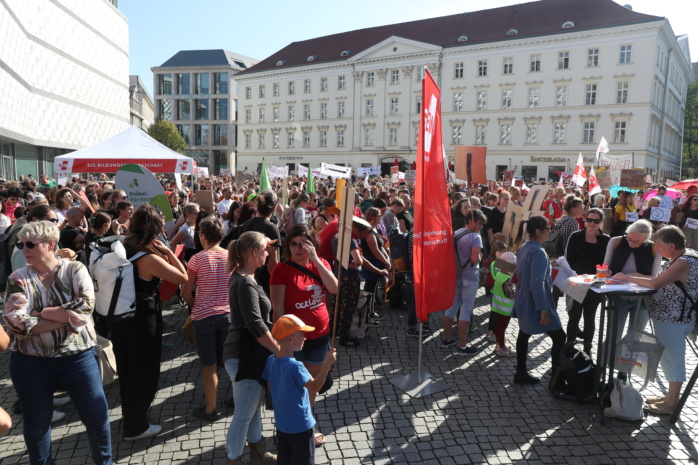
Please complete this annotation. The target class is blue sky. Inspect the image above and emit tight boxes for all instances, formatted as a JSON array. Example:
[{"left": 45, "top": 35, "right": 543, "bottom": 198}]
[{"left": 119, "top": 0, "right": 694, "bottom": 97}]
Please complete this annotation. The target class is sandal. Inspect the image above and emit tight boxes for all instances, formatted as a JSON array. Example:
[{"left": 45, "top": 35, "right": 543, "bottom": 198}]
[
  {"left": 644, "top": 402, "right": 675, "bottom": 416},
  {"left": 645, "top": 395, "right": 666, "bottom": 405},
  {"left": 314, "top": 432, "right": 325, "bottom": 447}
]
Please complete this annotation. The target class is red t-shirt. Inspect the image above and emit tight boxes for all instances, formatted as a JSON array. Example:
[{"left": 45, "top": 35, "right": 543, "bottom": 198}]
[
  {"left": 270, "top": 259, "right": 331, "bottom": 340},
  {"left": 317, "top": 219, "right": 339, "bottom": 263}
]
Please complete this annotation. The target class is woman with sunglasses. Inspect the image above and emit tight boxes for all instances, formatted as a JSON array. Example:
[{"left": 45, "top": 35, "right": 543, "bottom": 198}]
[
  {"left": 53, "top": 188, "right": 74, "bottom": 224},
  {"left": 4, "top": 221, "right": 112, "bottom": 464},
  {"left": 679, "top": 194, "right": 698, "bottom": 248},
  {"left": 563, "top": 208, "right": 610, "bottom": 356}
]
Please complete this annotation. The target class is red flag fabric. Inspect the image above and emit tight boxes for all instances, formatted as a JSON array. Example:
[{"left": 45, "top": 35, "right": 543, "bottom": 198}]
[
  {"left": 570, "top": 152, "right": 587, "bottom": 186},
  {"left": 588, "top": 167, "right": 601, "bottom": 196},
  {"left": 414, "top": 69, "right": 456, "bottom": 322}
]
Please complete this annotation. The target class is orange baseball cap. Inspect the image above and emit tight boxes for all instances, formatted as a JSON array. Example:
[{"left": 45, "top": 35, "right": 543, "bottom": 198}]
[{"left": 272, "top": 315, "right": 315, "bottom": 340}]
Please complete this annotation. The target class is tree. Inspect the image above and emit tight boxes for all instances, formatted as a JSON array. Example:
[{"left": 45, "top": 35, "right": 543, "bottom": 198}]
[
  {"left": 682, "top": 79, "right": 698, "bottom": 178},
  {"left": 147, "top": 118, "right": 187, "bottom": 154}
]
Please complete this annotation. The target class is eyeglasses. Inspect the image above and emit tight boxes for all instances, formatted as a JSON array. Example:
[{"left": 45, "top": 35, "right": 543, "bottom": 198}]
[
  {"left": 63, "top": 194, "right": 73, "bottom": 198},
  {"left": 585, "top": 218, "right": 602, "bottom": 224},
  {"left": 43, "top": 218, "right": 59, "bottom": 223},
  {"left": 17, "top": 240, "right": 44, "bottom": 250}
]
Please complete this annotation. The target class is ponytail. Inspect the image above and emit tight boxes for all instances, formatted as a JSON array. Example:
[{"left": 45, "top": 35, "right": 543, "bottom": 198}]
[{"left": 226, "top": 231, "right": 267, "bottom": 273}]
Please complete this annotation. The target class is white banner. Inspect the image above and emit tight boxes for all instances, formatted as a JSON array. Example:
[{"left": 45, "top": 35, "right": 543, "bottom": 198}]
[
  {"left": 358, "top": 166, "right": 381, "bottom": 177},
  {"left": 405, "top": 170, "right": 416, "bottom": 184},
  {"left": 267, "top": 164, "right": 289, "bottom": 179},
  {"left": 296, "top": 164, "right": 324, "bottom": 178},
  {"left": 399, "top": 171, "right": 405, "bottom": 181},
  {"left": 599, "top": 153, "right": 633, "bottom": 186},
  {"left": 320, "top": 162, "right": 352, "bottom": 179}
]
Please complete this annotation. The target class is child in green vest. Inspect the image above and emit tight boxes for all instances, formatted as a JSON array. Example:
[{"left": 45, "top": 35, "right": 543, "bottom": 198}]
[{"left": 491, "top": 252, "right": 517, "bottom": 357}]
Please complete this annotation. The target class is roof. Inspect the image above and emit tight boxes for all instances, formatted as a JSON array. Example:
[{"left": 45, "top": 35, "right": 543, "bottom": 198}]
[
  {"left": 239, "top": 0, "right": 662, "bottom": 75},
  {"left": 157, "top": 49, "right": 258, "bottom": 70}
]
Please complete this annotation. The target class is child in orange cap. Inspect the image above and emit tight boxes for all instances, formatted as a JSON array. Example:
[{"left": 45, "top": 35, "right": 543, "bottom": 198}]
[{"left": 262, "top": 315, "right": 337, "bottom": 464}]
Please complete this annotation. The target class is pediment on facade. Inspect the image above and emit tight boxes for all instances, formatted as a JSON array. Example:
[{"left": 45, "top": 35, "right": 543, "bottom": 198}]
[{"left": 349, "top": 36, "right": 442, "bottom": 62}]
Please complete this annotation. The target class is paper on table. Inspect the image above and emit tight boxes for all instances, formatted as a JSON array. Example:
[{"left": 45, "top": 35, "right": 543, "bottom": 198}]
[
  {"left": 563, "top": 275, "right": 595, "bottom": 304},
  {"left": 590, "top": 282, "right": 655, "bottom": 294},
  {"left": 552, "top": 256, "right": 575, "bottom": 288}
]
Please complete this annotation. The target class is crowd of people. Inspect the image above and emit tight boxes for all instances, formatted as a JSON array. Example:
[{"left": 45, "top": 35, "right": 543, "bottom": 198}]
[{"left": 0, "top": 170, "right": 696, "bottom": 464}]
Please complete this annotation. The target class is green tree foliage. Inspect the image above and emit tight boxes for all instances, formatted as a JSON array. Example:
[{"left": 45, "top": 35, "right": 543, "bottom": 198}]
[
  {"left": 682, "top": 79, "right": 698, "bottom": 177},
  {"left": 147, "top": 118, "right": 187, "bottom": 154}
]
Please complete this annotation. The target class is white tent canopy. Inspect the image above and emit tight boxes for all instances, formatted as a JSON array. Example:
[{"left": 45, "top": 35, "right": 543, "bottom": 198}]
[{"left": 54, "top": 126, "right": 196, "bottom": 175}]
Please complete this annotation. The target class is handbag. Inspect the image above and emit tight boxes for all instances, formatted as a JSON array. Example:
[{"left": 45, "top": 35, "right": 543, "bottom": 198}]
[
  {"left": 543, "top": 230, "right": 564, "bottom": 258},
  {"left": 95, "top": 334, "right": 118, "bottom": 385},
  {"left": 182, "top": 315, "right": 195, "bottom": 343},
  {"left": 614, "top": 328, "right": 664, "bottom": 390},
  {"left": 603, "top": 378, "right": 644, "bottom": 421}
]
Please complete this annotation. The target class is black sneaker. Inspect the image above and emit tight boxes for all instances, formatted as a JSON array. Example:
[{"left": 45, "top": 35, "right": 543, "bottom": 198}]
[
  {"left": 406, "top": 328, "right": 421, "bottom": 337},
  {"left": 370, "top": 312, "right": 384, "bottom": 320},
  {"left": 441, "top": 338, "right": 457, "bottom": 348},
  {"left": 456, "top": 346, "right": 478, "bottom": 356},
  {"left": 513, "top": 371, "right": 540, "bottom": 385},
  {"left": 192, "top": 406, "right": 219, "bottom": 421},
  {"left": 367, "top": 319, "right": 381, "bottom": 327}
]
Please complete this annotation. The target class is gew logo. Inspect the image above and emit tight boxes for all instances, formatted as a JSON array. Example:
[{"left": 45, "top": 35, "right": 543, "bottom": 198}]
[{"left": 423, "top": 95, "right": 438, "bottom": 156}]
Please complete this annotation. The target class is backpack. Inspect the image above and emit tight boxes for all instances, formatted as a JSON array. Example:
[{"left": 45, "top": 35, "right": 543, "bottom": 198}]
[
  {"left": 549, "top": 341, "right": 597, "bottom": 403},
  {"left": 88, "top": 236, "right": 145, "bottom": 321},
  {"left": 387, "top": 226, "right": 409, "bottom": 272},
  {"left": 283, "top": 206, "right": 296, "bottom": 234}
]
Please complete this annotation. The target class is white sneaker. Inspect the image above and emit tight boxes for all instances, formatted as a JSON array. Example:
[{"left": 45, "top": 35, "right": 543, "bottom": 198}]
[
  {"left": 53, "top": 396, "right": 70, "bottom": 408},
  {"left": 124, "top": 424, "right": 162, "bottom": 441},
  {"left": 51, "top": 410, "right": 65, "bottom": 423}
]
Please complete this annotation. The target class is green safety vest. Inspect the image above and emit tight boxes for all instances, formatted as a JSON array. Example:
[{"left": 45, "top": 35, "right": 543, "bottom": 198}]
[{"left": 490, "top": 262, "right": 514, "bottom": 316}]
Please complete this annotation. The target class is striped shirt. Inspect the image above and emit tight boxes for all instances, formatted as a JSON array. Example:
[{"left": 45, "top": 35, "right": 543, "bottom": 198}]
[{"left": 188, "top": 249, "right": 231, "bottom": 320}]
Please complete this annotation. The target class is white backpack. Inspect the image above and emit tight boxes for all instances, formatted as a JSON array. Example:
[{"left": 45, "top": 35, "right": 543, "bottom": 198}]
[{"left": 89, "top": 236, "right": 145, "bottom": 321}]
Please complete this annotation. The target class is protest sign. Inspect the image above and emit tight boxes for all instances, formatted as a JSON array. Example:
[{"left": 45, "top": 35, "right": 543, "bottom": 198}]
[
  {"left": 596, "top": 170, "right": 612, "bottom": 189},
  {"left": 391, "top": 166, "right": 399, "bottom": 187},
  {"left": 116, "top": 164, "right": 175, "bottom": 235},
  {"left": 320, "top": 162, "right": 351, "bottom": 179},
  {"left": 266, "top": 164, "right": 289, "bottom": 179},
  {"left": 522, "top": 185, "right": 550, "bottom": 213},
  {"left": 502, "top": 170, "right": 514, "bottom": 188},
  {"left": 405, "top": 170, "right": 416, "bottom": 184},
  {"left": 649, "top": 208, "right": 672, "bottom": 223},
  {"left": 454, "top": 146, "right": 487, "bottom": 185},
  {"left": 197, "top": 167, "right": 209, "bottom": 178},
  {"left": 196, "top": 190, "right": 214, "bottom": 213},
  {"left": 620, "top": 169, "right": 645, "bottom": 189}
]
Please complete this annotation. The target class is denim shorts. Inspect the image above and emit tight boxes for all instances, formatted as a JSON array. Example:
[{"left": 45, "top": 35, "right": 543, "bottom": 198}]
[
  {"left": 444, "top": 279, "right": 478, "bottom": 321},
  {"left": 193, "top": 313, "right": 230, "bottom": 366},
  {"left": 294, "top": 334, "right": 330, "bottom": 366}
]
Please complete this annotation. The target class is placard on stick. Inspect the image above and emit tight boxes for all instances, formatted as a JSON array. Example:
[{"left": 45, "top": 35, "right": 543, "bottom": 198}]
[
  {"left": 596, "top": 170, "right": 612, "bottom": 189},
  {"left": 336, "top": 186, "right": 356, "bottom": 270},
  {"left": 454, "top": 146, "right": 487, "bottom": 185},
  {"left": 620, "top": 169, "right": 645, "bottom": 189},
  {"left": 502, "top": 204, "right": 525, "bottom": 249},
  {"left": 197, "top": 190, "right": 214, "bottom": 212},
  {"left": 522, "top": 185, "right": 550, "bottom": 213}
]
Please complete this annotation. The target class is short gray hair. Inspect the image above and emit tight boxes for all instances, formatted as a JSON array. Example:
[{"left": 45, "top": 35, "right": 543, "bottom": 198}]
[
  {"left": 626, "top": 219, "right": 652, "bottom": 239},
  {"left": 18, "top": 221, "right": 60, "bottom": 251}
]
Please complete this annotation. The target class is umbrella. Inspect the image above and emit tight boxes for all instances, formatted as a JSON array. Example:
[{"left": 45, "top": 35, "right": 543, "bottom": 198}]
[
  {"left": 668, "top": 179, "right": 698, "bottom": 191},
  {"left": 609, "top": 184, "right": 641, "bottom": 198},
  {"left": 643, "top": 188, "right": 681, "bottom": 200}
]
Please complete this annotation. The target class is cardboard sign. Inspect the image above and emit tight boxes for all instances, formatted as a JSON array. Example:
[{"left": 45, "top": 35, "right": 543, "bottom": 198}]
[
  {"left": 391, "top": 166, "right": 399, "bottom": 187},
  {"left": 515, "top": 179, "right": 524, "bottom": 188},
  {"left": 522, "top": 185, "right": 550, "bottom": 213},
  {"left": 596, "top": 170, "right": 612, "bottom": 189},
  {"left": 658, "top": 196, "right": 673, "bottom": 209},
  {"left": 649, "top": 207, "right": 672, "bottom": 223},
  {"left": 489, "top": 181, "right": 498, "bottom": 192},
  {"left": 502, "top": 204, "right": 525, "bottom": 249},
  {"left": 620, "top": 169, "right": 645, "bottom": 189},
  {"left": 502, "top": 170, "right": 514, "bottom": 188},
  {"left": 454, "top": 146, "right": 487, "bottom": 185},
  {"left": 685, "top": 218, "right": 698, "bottom": 229},
  {"left": 336, "top": 186, "right": 356, "bottom": 270},
  {"left": 494, "top": 258, "right": 516, "bottom": 275},
  {"left": 79, "top": 192, "right": 95, "bottom": 214},
  {"left": 625, "top": 212, "right": 639, "bottom": 223},
  {"left": 197, "top": 190, "right": 214, "bottom": 212},
  {"left": 468, "top": 188, "right": 479, "bottom": 197},
  {"left": 197, "top": 166, "right": 210, "bottom": 179},
  {"left": 405, "top": 170, "right": 416, "bottom": 185}
]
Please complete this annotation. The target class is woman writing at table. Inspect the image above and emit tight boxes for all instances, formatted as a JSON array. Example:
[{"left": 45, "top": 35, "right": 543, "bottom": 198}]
[{"left": 613, "top": 226, "right": 698, "bottom": 416}]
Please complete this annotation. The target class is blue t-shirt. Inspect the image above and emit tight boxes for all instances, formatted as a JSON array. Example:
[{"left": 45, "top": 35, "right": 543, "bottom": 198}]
[
  {"left": 454, "top": 227, "right": 483, "bottom": 282},
  {"left": 262, "top": 355, "right": 315, "bottom": 434}
]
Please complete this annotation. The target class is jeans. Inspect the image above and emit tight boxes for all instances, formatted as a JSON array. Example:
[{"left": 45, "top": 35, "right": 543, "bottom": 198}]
[
  {"left": 444, "top": 279, "right": 478, "bottom": 321},
  {"left": 10, "top": 349, "right": 112, "bottom": 465},
  {"left": 615, "top": 296, "right": 650, "bottom": 340},
  {"left": 224, "top": 358, "right": 264, "bottom": 460}
]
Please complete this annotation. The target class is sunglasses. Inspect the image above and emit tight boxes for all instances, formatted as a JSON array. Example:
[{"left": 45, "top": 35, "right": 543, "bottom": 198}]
[
  {"left": 17, "top": 240, "right": 44, "bottom": 250},
  {"left": 585, "top": 218, "right": 602, "bottom": 224},
  {"left": 43, "top": 218, "right": 59, "bottom": 224}
]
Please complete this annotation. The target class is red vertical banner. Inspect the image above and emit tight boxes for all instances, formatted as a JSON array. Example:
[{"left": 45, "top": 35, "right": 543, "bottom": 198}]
[{"left": 414, "top": 69, "right": 456, "bottom": 322}]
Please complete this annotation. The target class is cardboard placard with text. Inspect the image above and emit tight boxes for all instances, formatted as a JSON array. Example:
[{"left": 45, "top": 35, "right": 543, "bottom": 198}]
[
  {"left": 196, "top": 190, "right": 214, "bottom": 212},
  {"left": 522, "top": 185, "right": 550, "bottom": 213},
  {"left": 620, "top": 169, "right": 646, "bottom": 189},
  {"left": 502, "top": 204, "right": 525, "bottom": 249},
  {"left": 596, "top": 170, "right": 612, "bottom": 189},
  {"left": 454, "top": 146, "right": 487, "bottom": 185}
]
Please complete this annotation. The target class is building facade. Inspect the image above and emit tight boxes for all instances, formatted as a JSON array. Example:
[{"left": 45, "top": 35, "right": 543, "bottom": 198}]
[
  {"left": 235, "top": 0, "right": 693, "bottom": 182},
  {"left": 0, "top": 0, "right": 130, "bottom": 179},
  {"left": 129, "top": 75, "right": 155, "bottom": 130},
  {"left": 151, "top": 50, "right": 258, "bottom": 174}
]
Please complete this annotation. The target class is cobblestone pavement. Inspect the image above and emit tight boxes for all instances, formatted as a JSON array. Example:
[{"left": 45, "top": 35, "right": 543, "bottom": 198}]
[{"left": 0, "top": 287, "right": 697, "bottom": 464}]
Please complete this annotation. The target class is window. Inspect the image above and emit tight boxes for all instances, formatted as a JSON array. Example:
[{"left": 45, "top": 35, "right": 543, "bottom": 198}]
[
  {"left": 195, "top": 124, "right": 209, "bottom": 145},
  {"left": 320, "top": 103, "right": 327, "bottom": 119},
  {"left": 617, "top": 82, "right": 629, "bottom": 104},
  {"left": 258, "top": 107, "right": 265, "bottom": 123},
  {"left": 526, "top": 124, "right": 538, "bottom": 144},
  {"left": 390, "top": 97, "right": 399, "bottom": 115},
  {"left": 273, "top": 83, "right": 280, "bottom": 97},
  {"left": 585, "top": 84, "right": 597, "bottom": 105},
  {"left": 477, "top": 91, "right": 487, "bottom": 110},
  {"left": 273, "top": 107, "right": 279, "bottom": 122},
  {"left": 366, "top": 72, "right": 374, "bottom": 87},
  {"left": 452, "top": 126, "right": 462, "bottom": 145},
  {"left": 287, "top": 132, "right": 295, "bottom": 148},
  {"left": 195, "top": 99, "right": 209, "bottom": 120},
  {"left": 245, "top": 133, "right": 251, "bottom": 149},
  {"left": 319, "top": 130, "right": 327, "bottom": 147},
  {"left": 258, "top": 133, "right": 265, "bottom": 148},
  {"left": 213, "top": 124, "right": 228, "bottom": 145},
  {"left": 453, "top": 93, "right": 463, "bottom": 112},
  {"left": 245, "top": 86, "right": 252, "bottom": 99},
  {"left": 503, "top": 57, "right": 513, "bottom": 74},
  {"left": 614, "top": 121, "right": 627, "bottom": 142},
  {"left": 588, "top": 49, "right": 599, "bottom": 67},
  {"left": 337, "top": 129, "right": 345, "bottom": 146},
  {"left": 158, "top": 100, "right": 172, "bottom": 120},
  {"left": 366, "top": 99, "right": 374, "bottom": 116},
  {"left": 554, "top": 123, "right": 566, "bottom": 143},
  {"left": 416, "top": 97, "right": 422, "bottom": 114},
  {"left": 620, "top": 44, "right": 632, "bottom": 64},
  {"left": 157, "top": 74, "right": 172, "bottom": 95},
  {"left": 303, "top": 104, "right": 310, "bottom": 120},
  {"left": 501, "top": 90, "right": 512, "bottom": 109},
  {"left": 338, "top": 75, "right": 346, "bottom": 90},
  {"left": 272, "top": 133, "right": 279, "bottom": 148},
  {"left": 320, "top": 78, "right": 328, "bottom": 92},
  {"left": 304, "top": 79, "right": 311, "bottom": 93},
  {"left": 389, "top": 127, "right": 398, "bottom": 145},
  {"left": 476, "top": 125, "right": 486, "bottom": 145},
  {"left": 364, "top": 128, "right": 373, "bottom": 145},
  {"left": 556, "top": 86, "right": 568, "bottom": 107},
  {"left": 499, "top": 124, "right": 511, "bottom": 144},
  {"left": 338, "top": 101, "right": 345, "bottom": 118},
  {"left": 530, "top": 54, "right": 541, "bottom": 72},
  {"left": 245, "top": 109, "right": 251, "bottom": 124},
  {"left": 454, "top": 62, "right": 464, "bottom": 78},
  {"left": 288, "top": 81, "right": 295, "bottom": 95},
  {"left": 478, "top": 60, "right": 488, "bottom": 77},
  {"left": 213, "top": 73, "right": 228, "bottom": 94},
  {"left": 176, "top": 73, "right": 190, "bottom": 94},
  {"left": 213, "top": 99, "right": 228, "bottom": 120},
  {"left": 176, "top": 124, "right": 190, "bottom": 144},
  {"left": 391, "top": 69, "right": 399, "bottom": 84},
  {"left": 258, "top": 85, "right": 265, "bottom": 98},
  {"left": 558, "top": 51, "right": 569, "bottom": 69},
  {"left": 176, "top": 100, "right": 190, "bottom": 120},
  {"left": 583, "top": 122, "right": 595, "bottom": 143},
  {"left": 288, "top": 106, "right": 295, "bottom": 121},
  {"left": 528, "top": 88, "right": 539, "bottom": 108},
  {"left": 303, "top": 131, "right": 310, "bottom": 147}
]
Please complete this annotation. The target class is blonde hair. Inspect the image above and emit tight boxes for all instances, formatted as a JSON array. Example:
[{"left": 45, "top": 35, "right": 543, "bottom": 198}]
[
  {"left": 227, "top": 231, "right": 267, "bottom": 272},
  {"left": 18, "top": 221, "right": 60, "bottom": 251}
]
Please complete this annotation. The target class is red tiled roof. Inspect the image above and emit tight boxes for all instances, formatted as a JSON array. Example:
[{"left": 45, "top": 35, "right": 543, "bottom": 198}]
[{"left": 239, "top": 0, "right": 662, "bottom": 75}]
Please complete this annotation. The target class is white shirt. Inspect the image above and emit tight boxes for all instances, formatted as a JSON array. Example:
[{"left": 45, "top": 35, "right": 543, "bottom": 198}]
[{"left": 217, "top": 198, "right": 233, "bottom": 217}]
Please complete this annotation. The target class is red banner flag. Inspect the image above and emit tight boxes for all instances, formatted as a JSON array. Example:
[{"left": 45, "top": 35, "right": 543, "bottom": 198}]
[{"left": 414, "top": 69, "right": 456, "bottom": 322}]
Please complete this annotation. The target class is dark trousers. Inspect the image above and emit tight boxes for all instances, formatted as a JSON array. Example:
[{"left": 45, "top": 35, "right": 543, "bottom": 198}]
[
  {"left": 516, "top": 328, "right": 566, "bottom": 374},
  {"left": 110, "top": 308, "right": 163, "bottom": 437},
  {"left": 566, "top": 293, "right": 602, "bottom": 355},
  {"left": 337, "top": 272, "right": 361, "bottom": 344},
  {"left": 277, "top": 428, "right": 315, "bottom": 465}
]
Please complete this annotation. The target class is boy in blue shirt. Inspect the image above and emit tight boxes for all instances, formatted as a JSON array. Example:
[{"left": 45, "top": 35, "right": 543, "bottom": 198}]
[{"left": 263, "top": 315, "right": 337, "bottom": 465}]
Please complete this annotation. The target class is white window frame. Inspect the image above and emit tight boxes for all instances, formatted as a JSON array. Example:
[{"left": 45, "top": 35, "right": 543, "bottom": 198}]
[
  {"left": 620, "top": 44, "right": 632, "bottom": 64},
  {"left": 391, "top": 69, "right": 399, "bottom": 84},
  {"left": 389, "top": 127, "right": 398, "bottom": 145},
  {"left": 503, "top": 57, "right": 513, "bottom": 75},
  {"left": 287, "top": 132, "right": 295, "bottom": 148},
  {"left": 556, "top": 86, "right": 568, "bottom": 107},
  {"left": 319, "top": 130, "right": 327, "bottom": 147},
  {"left": 364, "top": 128, "right": 373, "bottom": 145},
  {"left": 245, "top": 109, "right": 251, "bottom": 124},
  {"left": 303, "top": 131, "right": 311, "bottom": 147},
  {"left": 304, "top": 79, "right": 311, "bottom": 93},
  {"left": 583, "top": 122, "right": 595, "bottom": 143},
  {"left": 477, "top": 91, "right": 487, "bottom": 110},
  {"left": 502, "top": 90, "right": 512, "bottom": 110},
  {"left": 617, "top": 81, "right": 629, "bottom": 104},
  {"left": 272, "top": 132, "right": 279, "bottom": 148},
  {"left": 453, "top": 93, "right": 463, "bottom": 112},
  {"left": 476, "top": 125, "right": 486, "bottom": 145},
  {"left": 587, "top": 49, "right": 599, "bottom": 67},
  {"left": 366, "top": 99, "right": 374, "bottom": 116},
  {"left": 558, "top": 51, "right": 569, "bottom": 69},
  {"left": 390, "top": 97, "right": 399, "bottom": 115},
  {"left": 554, "top": 122, "right": 566, "bottom": 144},
  {"left": 614, "top": 121, "right": 627, "bottom": 143},
  {"left": 258, "top": 133, "right": 265, "bottom": 148},
  {"left": 499, "top": 124, "right": 511, "bottom": 144},
  {"left": 337, "top": 129, "right": 345, "bottom": 146},
  {"left": 273, "top": 83, "right": 280, "bottom": 97},
  {"left": 528, "top": 88, "right": 539, "bottom": 108},
  {"left": 320, "top": 103, "right": 327, "bottom": 119},
  {"left": 258, "top": 108, "right": 265, "bottom": 123},
  {"left": 320, "top": 78, "right": 327, "bottom": 92},
  {"left": 245, "top": 87, "right": 251, "bottom": 99},
  {"left": 338, "top": 75, "right": 346, "bottom": 90},
  {"left": 526, "top": 123, "right": 538, "bottom": 144},
  {"left": 585, "top": 84, "right": 597, "bottom": 105},
  {"left": 452, "top": 126, "right": 462, "bottom": 145},
  {"left": 366, "top": 72, "right": 374, "bottom": 87},
  {"left": 454, "top": 62, "right": 464, "bottom": 79},
  {"left": 338, "top": 101, "right": 345, "bottom": 118},
  {"left": 478, "top": 60, "right": 488, "bottom": 77},
  {"left": 245, "top": 133, "right": 251, "bottom": 149},
  {"left": 288, "top": 106, "right": 295, "bottom": 121},
  {"left": 259, "top": 85, "right": 265, "bottom": 98},
  {"left": 273, "top": 107, "right": 279, "bottom": 122},
  {"left": 288, "top": 81, "right": 295, "bottom": 95},
  {"left": 530, "top": 54, "right": 541, "bottom": 72}
]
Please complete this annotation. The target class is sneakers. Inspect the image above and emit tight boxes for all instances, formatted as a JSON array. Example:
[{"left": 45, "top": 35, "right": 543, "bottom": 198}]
[
  {"left": 193, "top": 406, "right": 219, "bottom": 422},
  {"left": 370, "top": 312, "right": 384, "bottom": 320},
  {"left": 367, "top": 319, "right": 381, "bottom": 327},
  {"left": 51, "top": 410, "right": 65, "bottom": 423},
  {"left": 495, "top": 346, "right": 517, "bottom": 357},
  {"left": 124, "top": 424, "right": 162, "bottom": 441},
  {"left": 513, "top": 371, "right": 540, "bottom": 385},
  {"left": 406, "top": 328, "right": 421, "bottom": 337},
  {"left": 441, "top": 338, "right": 457, "bottom": 348},
  {"left": 486, "top": 332, "right": 497, "bottom": 343},
  {"left": 456, "top": 346, "right": 478, "bottom": 356},
  {"left": 339, "top": 338, "right": 361, "bottom": 347},
  {"left": 53, "top": 396, "right": 70, "bottom": 408}
]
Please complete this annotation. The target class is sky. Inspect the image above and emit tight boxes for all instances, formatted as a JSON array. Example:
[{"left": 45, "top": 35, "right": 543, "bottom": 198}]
[{"left": 119, "top": 0, "right": 696, "bottom": 98}]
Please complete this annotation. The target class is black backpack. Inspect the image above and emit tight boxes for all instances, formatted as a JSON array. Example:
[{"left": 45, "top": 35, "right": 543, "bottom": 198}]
[{"left": 549, "top": 341, "right": 597, "bottom": 403}]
